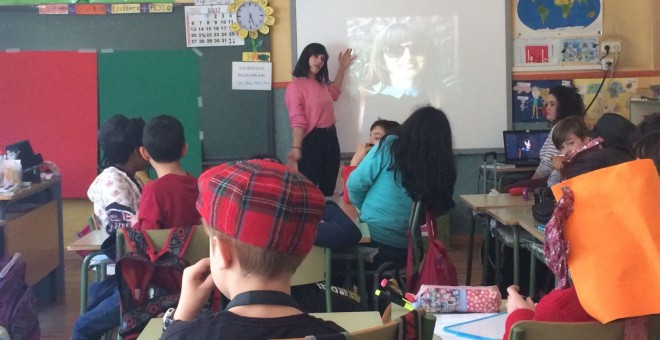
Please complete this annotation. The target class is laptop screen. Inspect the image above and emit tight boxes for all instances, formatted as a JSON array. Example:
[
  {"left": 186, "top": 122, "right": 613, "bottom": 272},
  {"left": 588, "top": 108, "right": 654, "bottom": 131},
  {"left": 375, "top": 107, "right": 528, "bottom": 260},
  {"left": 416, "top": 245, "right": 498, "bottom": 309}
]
[{"left": 502, "top": 130, "right": 549, "bottom": 165}]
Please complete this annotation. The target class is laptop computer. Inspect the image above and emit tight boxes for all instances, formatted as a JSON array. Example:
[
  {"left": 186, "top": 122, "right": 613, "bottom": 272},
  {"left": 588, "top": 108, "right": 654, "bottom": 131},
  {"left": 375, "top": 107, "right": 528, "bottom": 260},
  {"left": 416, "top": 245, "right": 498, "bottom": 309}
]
[{"left": 502, "top": 130, "right": 549, "bottom": 166}]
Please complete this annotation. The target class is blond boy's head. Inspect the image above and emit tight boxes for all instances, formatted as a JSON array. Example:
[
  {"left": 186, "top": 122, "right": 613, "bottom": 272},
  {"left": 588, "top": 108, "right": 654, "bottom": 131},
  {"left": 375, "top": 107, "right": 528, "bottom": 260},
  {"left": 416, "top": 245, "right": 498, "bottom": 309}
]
[{"left": 196, "top": 159, "right": 325, "bottom": 284}]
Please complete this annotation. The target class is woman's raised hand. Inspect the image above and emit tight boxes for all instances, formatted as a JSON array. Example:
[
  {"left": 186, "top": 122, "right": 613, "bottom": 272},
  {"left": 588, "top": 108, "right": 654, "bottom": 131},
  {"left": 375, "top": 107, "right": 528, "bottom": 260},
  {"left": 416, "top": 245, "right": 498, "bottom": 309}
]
[{"left": 338, "top": 48, "right": 356, "bottom": 69}]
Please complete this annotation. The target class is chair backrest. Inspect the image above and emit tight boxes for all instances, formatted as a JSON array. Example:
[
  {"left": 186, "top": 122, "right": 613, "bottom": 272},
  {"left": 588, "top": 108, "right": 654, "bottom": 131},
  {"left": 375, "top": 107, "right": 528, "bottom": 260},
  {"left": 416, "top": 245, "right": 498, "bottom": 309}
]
[
  {"left": 290, "top": 246, "right": 328, "bottom": 286},
  {"left": 510, "top": 320, "right": 623, "bottom": 340},
  {"left": 348, "top": 320, "right": 399, "bottom": 340},
  {"left": 408, "top": 201, "right": 424, "bottom": 275},
  {"left": 511, "top": 315, "right": 660, "bottom": 340},
  {"left": 269, "top": 321, "right": 398, "bottom": 340},
  {"left": 88, "top": 214, "right": 100, "bottom": 231},
  {"left": 116, "top": 226, "right": 209, "bottom": 264}
]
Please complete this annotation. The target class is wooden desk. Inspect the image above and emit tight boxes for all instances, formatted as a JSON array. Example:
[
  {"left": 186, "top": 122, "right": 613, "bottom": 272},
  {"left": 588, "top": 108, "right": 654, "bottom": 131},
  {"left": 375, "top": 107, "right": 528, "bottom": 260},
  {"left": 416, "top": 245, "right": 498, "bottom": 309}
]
[
  {"left": 485, "top": 206, "right": 544, "bottom": 242},
  {"left": 484, "top": 206, "right": 543, "bottom": 286},
  {"left": 0, "top": 178, "right": 64, "bottom": 303},
  {"left": 67, "top": 228, "right": 112, "bottom": 314},
  {"left": 460, "top": 194, "right": 533, "bottom": 212},
  {"left": 480, "top": 164, "right": 536, "bottom": 193},
  {"left": 459, "top": 194, "right": 534, "bottom": 285},
  {"left": 137, "top": 311, "right": 384, "bottom": 340},
  {"left": 67, "top": 229, "right": 107, "bottom": 252}
]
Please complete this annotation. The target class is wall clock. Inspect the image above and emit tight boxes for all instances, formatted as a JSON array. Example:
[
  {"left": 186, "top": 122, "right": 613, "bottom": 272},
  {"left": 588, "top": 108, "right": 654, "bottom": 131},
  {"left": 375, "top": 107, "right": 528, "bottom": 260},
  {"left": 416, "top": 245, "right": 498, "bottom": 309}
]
[{"left": 229, "top": 0, "right": 275, "bottom": 39}]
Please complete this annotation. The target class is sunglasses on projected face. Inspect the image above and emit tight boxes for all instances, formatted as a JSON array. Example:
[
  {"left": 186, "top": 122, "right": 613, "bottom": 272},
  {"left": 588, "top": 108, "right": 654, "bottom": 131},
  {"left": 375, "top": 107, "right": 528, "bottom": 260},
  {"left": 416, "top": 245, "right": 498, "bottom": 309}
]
[{"left": 384, "top": 44, "right": 427, "bottom": 58}]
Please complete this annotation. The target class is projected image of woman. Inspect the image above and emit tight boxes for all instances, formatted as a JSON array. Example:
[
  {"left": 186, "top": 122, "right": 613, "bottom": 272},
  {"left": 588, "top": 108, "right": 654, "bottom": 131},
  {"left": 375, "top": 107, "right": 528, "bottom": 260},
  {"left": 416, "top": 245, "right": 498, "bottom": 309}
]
[{"left": 358, "top": 21, "right": 452, "bottom": 135}]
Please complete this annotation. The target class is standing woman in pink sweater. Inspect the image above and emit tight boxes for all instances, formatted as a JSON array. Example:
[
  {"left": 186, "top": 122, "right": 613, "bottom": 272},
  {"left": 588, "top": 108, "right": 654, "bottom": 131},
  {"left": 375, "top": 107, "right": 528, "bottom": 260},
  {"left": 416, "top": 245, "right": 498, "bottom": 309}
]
[{"left": 285, "top": 43, "right": 354, "bottom": 196}]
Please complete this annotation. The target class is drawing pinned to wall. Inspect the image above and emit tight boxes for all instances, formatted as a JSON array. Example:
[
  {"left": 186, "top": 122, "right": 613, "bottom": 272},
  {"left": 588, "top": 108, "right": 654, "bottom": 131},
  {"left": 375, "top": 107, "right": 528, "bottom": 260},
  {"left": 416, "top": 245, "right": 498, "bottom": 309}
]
[
  {"left": 560, "top": 37, "right": 598, "bottom": 64},
  {"left": 512, "top": 79, "right": 567, "bottom": 123},
  {"left": 574, "top": 77, "right": 660, "bottom": 127},
  {"left": 514, "top": 38, "right": 556, "bottom": 67},
  {"left": 574, "top": 77, "right": 639, "bottom": 126},
  {"left": 514, "top": 36, "right": 600, "bottom": 70},
  {"left": 514, "top": 0, "right": 603, "bottom": 38}
]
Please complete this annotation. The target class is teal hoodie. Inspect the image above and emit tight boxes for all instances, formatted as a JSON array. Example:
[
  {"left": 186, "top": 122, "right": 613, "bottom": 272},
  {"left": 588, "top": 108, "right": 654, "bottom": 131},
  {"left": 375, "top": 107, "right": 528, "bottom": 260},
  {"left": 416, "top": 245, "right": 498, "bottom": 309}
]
[{"left": 346, "top": 135, "right": 412, "bottom": 249}]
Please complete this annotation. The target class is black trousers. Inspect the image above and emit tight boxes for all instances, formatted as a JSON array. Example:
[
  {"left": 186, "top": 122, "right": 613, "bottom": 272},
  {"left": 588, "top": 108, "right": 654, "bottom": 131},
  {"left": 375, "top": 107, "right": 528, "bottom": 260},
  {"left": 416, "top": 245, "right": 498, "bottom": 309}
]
[{"left": 298, "top": 125, "right": 340, "bottom": 196}]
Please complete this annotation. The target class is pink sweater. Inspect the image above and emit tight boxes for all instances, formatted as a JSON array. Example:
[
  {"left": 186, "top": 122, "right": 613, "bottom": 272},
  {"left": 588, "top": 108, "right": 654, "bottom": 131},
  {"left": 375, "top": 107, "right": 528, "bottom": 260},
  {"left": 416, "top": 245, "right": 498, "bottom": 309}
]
[{"left": 285, "top": 77, "right": 340, "bottom": 135}]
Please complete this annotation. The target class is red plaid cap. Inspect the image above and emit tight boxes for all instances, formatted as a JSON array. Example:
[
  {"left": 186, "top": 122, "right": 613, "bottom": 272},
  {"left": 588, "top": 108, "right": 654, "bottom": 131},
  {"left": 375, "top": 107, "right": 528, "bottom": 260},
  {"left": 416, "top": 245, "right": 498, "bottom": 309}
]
[{"left": 197, "top": 159, "right": 325, "bottom": 255}]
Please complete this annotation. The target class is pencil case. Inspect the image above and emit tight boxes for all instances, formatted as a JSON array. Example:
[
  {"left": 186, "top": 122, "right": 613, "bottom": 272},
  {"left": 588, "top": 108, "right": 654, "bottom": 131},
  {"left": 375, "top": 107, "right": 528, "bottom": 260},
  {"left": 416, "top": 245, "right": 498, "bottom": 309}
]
[{"left": 415, "top": 285, "right": 501, "bottom": 313}]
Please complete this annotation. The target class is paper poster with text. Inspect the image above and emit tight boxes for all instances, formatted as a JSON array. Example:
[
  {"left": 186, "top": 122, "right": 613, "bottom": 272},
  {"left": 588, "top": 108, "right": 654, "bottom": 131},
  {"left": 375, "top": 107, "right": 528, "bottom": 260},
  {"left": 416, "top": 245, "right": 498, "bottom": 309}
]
[{"left": 232, "top": 62, "right": 272, "bottom": 90}]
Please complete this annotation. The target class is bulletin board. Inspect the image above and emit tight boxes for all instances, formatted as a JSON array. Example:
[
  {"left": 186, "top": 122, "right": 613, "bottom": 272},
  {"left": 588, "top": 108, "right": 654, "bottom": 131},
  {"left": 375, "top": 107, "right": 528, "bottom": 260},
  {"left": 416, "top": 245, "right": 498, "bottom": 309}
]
[
  {"left": 513, "top": 0, "right": 603, "bottom": 71},
  {"left": 0, "top": 6, "right": 273, "bottom": 166},
  {"left": 98, "top": 50, "right": 202, "bottom": 176},
  {"left": 0, "top": 51, "right": 98, "bottom": 198}
]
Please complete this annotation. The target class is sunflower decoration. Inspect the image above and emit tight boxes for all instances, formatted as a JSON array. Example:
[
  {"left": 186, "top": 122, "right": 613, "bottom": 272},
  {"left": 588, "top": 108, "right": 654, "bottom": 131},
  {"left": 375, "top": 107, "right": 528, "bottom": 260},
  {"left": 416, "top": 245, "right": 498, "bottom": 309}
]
[{"left": 229, "top": 0, "right": 275, "bottom": 39}]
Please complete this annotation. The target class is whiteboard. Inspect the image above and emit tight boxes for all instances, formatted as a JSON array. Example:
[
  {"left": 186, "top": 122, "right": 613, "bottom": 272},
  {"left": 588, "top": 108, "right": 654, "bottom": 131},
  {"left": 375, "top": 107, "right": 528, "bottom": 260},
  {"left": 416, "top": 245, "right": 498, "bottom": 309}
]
[{"left": 294, "top": 0, "right": 511, "bottom": 152}]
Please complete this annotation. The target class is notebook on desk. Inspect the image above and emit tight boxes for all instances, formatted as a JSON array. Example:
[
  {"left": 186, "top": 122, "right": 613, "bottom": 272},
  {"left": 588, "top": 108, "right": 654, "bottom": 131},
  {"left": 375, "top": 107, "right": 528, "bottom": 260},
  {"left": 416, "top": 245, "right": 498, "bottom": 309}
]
[
  {"left": 502, "top": 130, "right": 549, "bottom": 167},
  {"left": 443, "top": 313, "right": 507, "bottom": 340}
]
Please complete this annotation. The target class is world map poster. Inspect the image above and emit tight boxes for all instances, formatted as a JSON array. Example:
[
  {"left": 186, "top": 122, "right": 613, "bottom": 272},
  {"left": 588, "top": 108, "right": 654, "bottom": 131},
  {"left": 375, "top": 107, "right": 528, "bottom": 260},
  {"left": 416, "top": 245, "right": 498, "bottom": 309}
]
[{"left": 514, "top": 0, "right": 603, "bottom": 38}]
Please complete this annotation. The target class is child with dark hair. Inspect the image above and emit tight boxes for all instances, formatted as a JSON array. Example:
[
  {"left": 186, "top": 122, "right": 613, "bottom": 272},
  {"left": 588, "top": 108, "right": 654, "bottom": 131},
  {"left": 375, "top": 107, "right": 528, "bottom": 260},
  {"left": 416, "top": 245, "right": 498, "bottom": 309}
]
[
  {"left": 75, "top": 114, "right": 150, "bottom": 340},
  {"left": 88, "top": 114, "right": 150, "bottom": 235},
  {"left": 341, "top": 118, "right": 401, "bottom": 204},
  {"left": 134, "top": 115, "right": 201, "bottom": 231},
  {"left": 347, "top": 106, "right": 456, "bottom": 268},
  {"left": 503, "top": 145, "right": 660, "bottom": 340},
  {"left": 532, "top": 85, "right": 586, "bottom": 187},
  {"left": 551, "top": 116, "right": 591, "bottom": 152},
  {"left": 161, "top": 159, "right": 345, "bottom": 339},
  {"left": 590, "top": 112, "right": 636, "bottom": 155},
  {"left": 550, "top": 116, "right": 591, "bottom": 171},
  {"left": 632, "top": 112, "right": 660, "bottom": 173}
]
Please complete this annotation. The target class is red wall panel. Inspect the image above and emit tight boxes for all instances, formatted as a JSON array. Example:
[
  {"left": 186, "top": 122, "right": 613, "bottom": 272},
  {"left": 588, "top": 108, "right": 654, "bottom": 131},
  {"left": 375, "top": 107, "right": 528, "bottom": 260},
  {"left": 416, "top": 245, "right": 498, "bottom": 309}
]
[{"left": 0, "top": 51, "right": 98, "bottom": 198}]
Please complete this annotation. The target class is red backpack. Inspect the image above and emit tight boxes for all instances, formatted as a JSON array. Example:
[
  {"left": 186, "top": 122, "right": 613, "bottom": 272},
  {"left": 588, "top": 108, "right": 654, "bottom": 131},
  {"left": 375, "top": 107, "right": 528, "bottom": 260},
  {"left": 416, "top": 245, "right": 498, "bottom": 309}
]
[
  {"left": 116, "top": 226, "right": 196, "bottom": 339},
  {"left": 406, "top": 209, "right": 458, "bottom": 294}
]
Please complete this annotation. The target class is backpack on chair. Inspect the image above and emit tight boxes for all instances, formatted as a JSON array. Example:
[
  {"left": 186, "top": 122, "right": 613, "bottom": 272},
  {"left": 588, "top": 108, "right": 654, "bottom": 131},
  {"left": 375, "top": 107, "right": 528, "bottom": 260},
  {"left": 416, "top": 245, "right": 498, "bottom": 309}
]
[
  {"left": 115, "top": 226, "right": 196, "bottom": 339},
  {"left": 406, "top": 207, "right": 458, "bottom": 294},
  {"left": 0, "top": 253, "right": 40, "bottom": 340}
]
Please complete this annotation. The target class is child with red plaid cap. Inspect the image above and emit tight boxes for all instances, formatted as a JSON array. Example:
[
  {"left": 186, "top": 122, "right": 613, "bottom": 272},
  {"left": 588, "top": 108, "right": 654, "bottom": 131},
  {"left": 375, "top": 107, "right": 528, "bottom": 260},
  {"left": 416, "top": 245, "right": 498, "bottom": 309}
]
[{"left": 161, "top": 159, "right": 345, "bottom": 340}]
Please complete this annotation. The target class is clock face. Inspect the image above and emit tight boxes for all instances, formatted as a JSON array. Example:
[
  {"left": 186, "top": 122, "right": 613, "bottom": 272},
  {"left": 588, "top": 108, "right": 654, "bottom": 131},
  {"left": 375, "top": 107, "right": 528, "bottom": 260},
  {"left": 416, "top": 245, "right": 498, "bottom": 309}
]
[{"left": 236, "top": 2, "right": 265, "bottom": 31}]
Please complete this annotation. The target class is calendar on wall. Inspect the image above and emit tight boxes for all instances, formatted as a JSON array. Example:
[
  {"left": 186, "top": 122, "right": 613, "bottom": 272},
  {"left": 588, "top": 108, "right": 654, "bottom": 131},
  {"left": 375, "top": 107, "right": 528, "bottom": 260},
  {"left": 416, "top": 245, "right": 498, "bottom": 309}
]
[{"left": 185, "top": 5, "right": 244, "bottom": 47}]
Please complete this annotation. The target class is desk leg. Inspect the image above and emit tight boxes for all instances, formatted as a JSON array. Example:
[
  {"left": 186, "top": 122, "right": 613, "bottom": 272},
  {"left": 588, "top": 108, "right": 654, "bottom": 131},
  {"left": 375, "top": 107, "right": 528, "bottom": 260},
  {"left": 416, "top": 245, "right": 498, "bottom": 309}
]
[
  {"left": 529, "top": 250, "right": 537, "bottom": 299},
  {"left": 465, "top": 213, "right": 476, "bottom": 285},
  {"left": 494, "top": 231, "right": 501, "bottom": 286},
  {"left": 325, "top": 248, "right": 333, "bottom": 313},
  {"left": 355, "top": 247, "right": 367, "bottom": 311},
  {"left": 513, "top": 228, "right": 520, "bottom": 286},
  {"left": 482, "top": 217, "right": 491, "bottom": 286}
]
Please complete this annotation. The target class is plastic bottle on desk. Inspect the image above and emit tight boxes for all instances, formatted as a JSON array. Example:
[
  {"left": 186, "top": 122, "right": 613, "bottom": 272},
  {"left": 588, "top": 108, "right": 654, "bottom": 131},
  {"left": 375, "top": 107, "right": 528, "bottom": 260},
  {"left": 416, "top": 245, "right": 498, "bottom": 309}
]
[{"left": 0, "top": 325, "right": 10, "bottom": 340}]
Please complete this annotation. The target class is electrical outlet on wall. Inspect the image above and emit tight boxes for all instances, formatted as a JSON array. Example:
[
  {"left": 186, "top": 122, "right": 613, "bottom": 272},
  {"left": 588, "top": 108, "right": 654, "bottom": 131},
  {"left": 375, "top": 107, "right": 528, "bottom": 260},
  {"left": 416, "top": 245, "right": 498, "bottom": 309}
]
[
  {"left": 601, "top": 58, "right": 614, "bottom": 70},
  {"left": 601, "top": 41, "right": 622, "bottom": 53}
]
